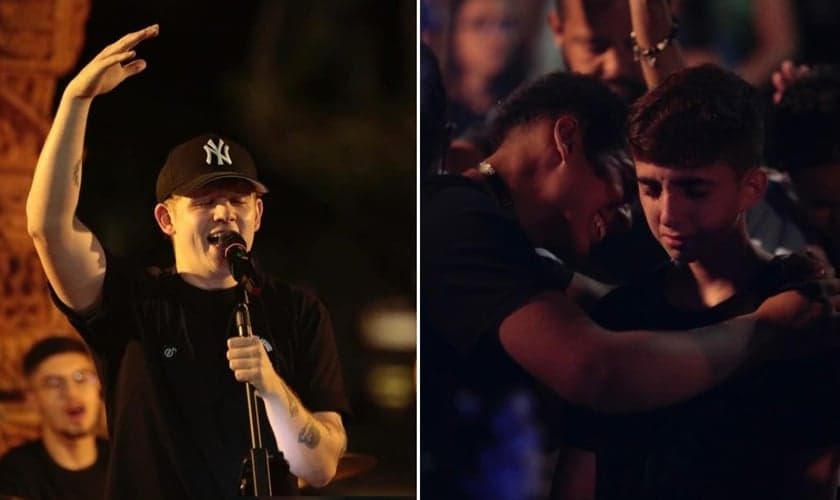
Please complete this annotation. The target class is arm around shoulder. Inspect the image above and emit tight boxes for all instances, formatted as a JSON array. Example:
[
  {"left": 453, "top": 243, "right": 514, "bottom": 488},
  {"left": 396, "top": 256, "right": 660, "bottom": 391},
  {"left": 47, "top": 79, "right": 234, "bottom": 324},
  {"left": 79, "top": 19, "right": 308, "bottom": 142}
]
[{"left": 499, "top": 290, "right": 767, "bottom": 413}]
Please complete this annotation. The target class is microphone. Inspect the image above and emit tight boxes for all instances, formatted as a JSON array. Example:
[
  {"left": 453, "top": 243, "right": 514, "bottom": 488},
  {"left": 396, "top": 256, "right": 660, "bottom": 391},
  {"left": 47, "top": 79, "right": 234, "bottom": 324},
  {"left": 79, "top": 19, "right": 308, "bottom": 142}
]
[{"left": 216, "top": 231, "right": 260, "bottom": 293}]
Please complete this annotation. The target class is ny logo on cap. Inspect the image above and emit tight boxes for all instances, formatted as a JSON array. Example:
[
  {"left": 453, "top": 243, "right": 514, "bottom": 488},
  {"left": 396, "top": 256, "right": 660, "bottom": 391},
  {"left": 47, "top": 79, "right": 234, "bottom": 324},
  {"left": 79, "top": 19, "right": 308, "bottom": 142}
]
[{"left": 203, "top": 138, "right": 233, "bottom": 166}]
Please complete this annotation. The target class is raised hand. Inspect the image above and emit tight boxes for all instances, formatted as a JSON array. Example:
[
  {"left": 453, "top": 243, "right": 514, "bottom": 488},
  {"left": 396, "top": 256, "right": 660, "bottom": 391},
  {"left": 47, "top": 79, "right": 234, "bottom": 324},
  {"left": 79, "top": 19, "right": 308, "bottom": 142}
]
[
  {"left": 65, "top": 24, "right": 159, "bottom": 100},
  {"left": 771, "top": 60, "right": 810, "bottom": 104}
]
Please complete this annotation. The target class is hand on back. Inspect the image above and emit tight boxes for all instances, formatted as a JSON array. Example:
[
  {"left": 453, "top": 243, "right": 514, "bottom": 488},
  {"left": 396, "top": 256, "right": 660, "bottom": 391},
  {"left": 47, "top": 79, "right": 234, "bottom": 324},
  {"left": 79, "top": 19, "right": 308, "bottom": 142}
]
[{"left": 753, "top": 277, "right": 840, "bottom": 358}]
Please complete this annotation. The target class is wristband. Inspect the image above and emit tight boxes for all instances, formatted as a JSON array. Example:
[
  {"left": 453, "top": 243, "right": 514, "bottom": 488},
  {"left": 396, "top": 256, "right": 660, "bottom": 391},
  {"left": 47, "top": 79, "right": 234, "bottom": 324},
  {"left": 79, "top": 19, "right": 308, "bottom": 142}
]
[{"left": 631, "top": 16, "right": 679, "bottom": 68}]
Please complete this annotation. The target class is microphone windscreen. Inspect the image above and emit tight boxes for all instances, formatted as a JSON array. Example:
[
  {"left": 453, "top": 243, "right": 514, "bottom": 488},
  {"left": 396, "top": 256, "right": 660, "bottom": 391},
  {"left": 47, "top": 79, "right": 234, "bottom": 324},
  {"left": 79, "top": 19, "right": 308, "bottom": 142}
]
[{"left": 218, "top": 231, "right": 247, "bottom": 261}]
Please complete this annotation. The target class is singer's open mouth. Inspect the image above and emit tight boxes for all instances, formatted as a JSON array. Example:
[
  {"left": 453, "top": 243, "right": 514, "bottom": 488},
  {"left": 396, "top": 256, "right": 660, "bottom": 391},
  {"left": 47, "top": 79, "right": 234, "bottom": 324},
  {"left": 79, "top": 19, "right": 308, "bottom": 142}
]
[{"left": 207, "top": 229, "right": 232, "bottom": 245}]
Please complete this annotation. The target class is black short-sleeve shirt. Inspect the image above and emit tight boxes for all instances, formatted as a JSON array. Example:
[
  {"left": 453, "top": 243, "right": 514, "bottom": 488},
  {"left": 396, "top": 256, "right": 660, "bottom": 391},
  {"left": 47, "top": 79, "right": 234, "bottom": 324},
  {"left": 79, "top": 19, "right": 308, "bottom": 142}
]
[
  {"left": 50, "top": 256, "right": 350, "bottom": 500},
  {"left": 0, "top": 438, "right": 108, "bottom": 500},
  {"left": 421, "top": 175, "right": 575, "bottom": 493},
  {"left": 421, "top": 175, "right": 571, "bottom": 398},
  {"left": 588, "top": 256, "right": 840, "bottom": 500}
]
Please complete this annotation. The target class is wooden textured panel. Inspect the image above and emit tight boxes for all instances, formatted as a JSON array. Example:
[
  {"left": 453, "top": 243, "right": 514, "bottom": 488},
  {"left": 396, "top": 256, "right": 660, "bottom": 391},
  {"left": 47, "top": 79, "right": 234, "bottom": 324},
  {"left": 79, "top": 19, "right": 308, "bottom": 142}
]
[{"left": 0, "top": 0, "right": 91, "bottom": 455}]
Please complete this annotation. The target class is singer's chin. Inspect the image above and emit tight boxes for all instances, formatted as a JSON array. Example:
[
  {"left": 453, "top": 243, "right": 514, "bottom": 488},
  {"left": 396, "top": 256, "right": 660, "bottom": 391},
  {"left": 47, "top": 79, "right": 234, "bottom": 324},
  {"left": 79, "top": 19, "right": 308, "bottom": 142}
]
[{"left": 205, "top": 246, "right": 225, "bottom": 264}]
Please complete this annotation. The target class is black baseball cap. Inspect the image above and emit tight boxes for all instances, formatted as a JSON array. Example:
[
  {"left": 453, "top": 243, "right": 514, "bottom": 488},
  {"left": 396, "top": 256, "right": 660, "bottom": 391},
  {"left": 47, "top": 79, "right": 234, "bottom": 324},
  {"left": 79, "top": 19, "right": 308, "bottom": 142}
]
[{"left": 155, "top": 134, "right": 269, "bottom": 202}]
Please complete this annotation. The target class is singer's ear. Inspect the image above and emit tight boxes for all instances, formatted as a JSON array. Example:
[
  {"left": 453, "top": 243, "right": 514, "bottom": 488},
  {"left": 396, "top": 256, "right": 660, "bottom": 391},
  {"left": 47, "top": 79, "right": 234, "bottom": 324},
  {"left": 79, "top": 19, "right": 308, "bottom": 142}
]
[
  {"left": 154, "top": 201, "right": 176, "bottom": 237},
  {"left": 254, "top": 196, "right": 263, "bottom": 233}
]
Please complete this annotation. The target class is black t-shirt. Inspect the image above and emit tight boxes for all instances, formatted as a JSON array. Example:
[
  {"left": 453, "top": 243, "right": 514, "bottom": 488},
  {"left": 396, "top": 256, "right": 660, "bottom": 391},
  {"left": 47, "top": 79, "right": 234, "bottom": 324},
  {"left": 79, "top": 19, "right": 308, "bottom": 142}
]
[
  {"left": 421, "top": 174, "right": 573, "bottom": 397},
  {"left": 50, "top": 257, "right": 350, "bottom": 500},
  {"left": 421, "top": 175, "right": 574, "bottom": 491},
  {"left": 0, "top": 438, "right": 108, "bottom": 500},
  {"left": 588, "top": 256, "right": 840, "bottom": 500}
]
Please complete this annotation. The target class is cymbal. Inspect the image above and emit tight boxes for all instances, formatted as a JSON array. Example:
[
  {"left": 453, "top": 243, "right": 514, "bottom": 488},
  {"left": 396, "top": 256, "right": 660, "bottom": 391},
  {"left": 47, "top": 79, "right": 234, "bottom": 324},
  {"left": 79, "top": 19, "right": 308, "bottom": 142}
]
[{"left": 297, "top": 452, "right": 377, "bottom": 489}]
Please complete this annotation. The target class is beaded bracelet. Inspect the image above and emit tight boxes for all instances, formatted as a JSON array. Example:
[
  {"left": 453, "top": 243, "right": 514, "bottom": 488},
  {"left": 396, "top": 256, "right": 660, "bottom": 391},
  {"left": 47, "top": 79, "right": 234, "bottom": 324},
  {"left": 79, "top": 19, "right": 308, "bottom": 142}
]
[{"left": 630, "top": 16, "right": 679, "bottom": 68}]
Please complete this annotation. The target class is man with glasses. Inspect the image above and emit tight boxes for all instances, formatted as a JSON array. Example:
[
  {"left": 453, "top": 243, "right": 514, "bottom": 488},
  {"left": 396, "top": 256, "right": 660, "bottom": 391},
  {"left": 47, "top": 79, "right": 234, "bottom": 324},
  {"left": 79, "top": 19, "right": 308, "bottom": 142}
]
[{"left": 0, "top": 337, "right": 107, "bottom": 500}]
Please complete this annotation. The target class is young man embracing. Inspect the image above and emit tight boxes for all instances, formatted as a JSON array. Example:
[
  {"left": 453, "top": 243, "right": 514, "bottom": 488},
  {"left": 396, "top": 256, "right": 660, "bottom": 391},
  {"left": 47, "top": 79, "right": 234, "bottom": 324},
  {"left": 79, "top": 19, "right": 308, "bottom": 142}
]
[{"left": 588, "top": 64, "right": 840, "bottom": 500}]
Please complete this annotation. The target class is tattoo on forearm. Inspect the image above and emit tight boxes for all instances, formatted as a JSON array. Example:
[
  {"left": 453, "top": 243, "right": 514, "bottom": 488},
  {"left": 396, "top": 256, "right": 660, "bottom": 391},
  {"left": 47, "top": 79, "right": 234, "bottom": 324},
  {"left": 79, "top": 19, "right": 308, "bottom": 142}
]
[
  {"left": 283, "top": 384, "right": 299, "bottom": 417},
  {"left": 72, "top": 158, "right": 82, "bottom": 186},
  {"left": 298, "top": 420, "right": 321, "bottom": 449}
]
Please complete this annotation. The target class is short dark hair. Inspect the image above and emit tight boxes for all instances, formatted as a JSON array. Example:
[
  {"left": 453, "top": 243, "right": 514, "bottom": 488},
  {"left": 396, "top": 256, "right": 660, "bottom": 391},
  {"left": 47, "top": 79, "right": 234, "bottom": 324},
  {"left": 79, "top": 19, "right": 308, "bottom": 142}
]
[
  {"left": 628, "top": 64, "right": 763, "bottom": 175},
  {"left": 490, "top": 70, "right": 629, "bottom": 166},
  {"left": 23, "top": 337, "right": 91, "bottom": 377},
  {"left": 773, "top": 66, "right": 840, "bottom": 173}
]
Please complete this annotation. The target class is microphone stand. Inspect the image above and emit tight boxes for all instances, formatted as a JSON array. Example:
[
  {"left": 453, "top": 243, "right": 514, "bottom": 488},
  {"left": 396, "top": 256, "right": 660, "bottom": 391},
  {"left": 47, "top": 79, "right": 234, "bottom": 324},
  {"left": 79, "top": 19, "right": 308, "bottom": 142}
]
[{"left": 235, "top": 281, "right": 272, "bottom": 497}]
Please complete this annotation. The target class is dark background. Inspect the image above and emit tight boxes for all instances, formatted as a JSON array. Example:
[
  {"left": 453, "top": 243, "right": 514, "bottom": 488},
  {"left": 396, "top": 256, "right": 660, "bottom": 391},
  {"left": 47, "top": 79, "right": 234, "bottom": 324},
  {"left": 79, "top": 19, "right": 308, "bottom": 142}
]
[{"left": 63, "top": 0, "right": 416, "bottom": 495}]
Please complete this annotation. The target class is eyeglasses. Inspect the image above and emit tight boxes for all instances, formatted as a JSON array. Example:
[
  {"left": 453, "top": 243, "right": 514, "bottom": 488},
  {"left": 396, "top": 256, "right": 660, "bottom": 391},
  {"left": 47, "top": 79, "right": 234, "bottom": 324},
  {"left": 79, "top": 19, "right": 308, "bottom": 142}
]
[{"left": 37, "top": 370, "right": 99, "bottom": 393}]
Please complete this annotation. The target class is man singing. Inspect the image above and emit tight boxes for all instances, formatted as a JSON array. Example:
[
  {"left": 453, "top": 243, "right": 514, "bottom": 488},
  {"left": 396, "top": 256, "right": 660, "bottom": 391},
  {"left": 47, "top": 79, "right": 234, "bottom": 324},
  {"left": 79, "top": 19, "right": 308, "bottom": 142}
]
[{"left": 26, "top": 25, "right": 350, "bottom": 499}]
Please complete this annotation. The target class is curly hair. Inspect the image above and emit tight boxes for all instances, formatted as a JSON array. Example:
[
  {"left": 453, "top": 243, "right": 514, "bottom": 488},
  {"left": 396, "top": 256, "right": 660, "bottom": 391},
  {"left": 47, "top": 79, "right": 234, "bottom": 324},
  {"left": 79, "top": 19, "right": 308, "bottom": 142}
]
[
  {"left": 772, "top": 66, "right": 840, "bottom": 173},
  {"left": 628, "top": 64, "right": 763, "bottom": 176},
  {"left": 489, "top": 70, "right": 629, "bottom": 167}
]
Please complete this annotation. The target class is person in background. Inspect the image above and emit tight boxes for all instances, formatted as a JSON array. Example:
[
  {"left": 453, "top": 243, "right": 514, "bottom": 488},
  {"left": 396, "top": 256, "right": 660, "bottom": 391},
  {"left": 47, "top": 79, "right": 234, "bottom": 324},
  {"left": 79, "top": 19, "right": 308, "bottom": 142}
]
[
  {"left": 677, "top": 0, "right": 798, "bottom": 88},
  {"left": 0, "top": 337, "right": 107, "bottom": 500},
  {"left": 773, "top": 66, "right": 840, "bottom": 271},
  {"left": 443, "top": 0, "right": 524, "bottom": 136}
]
